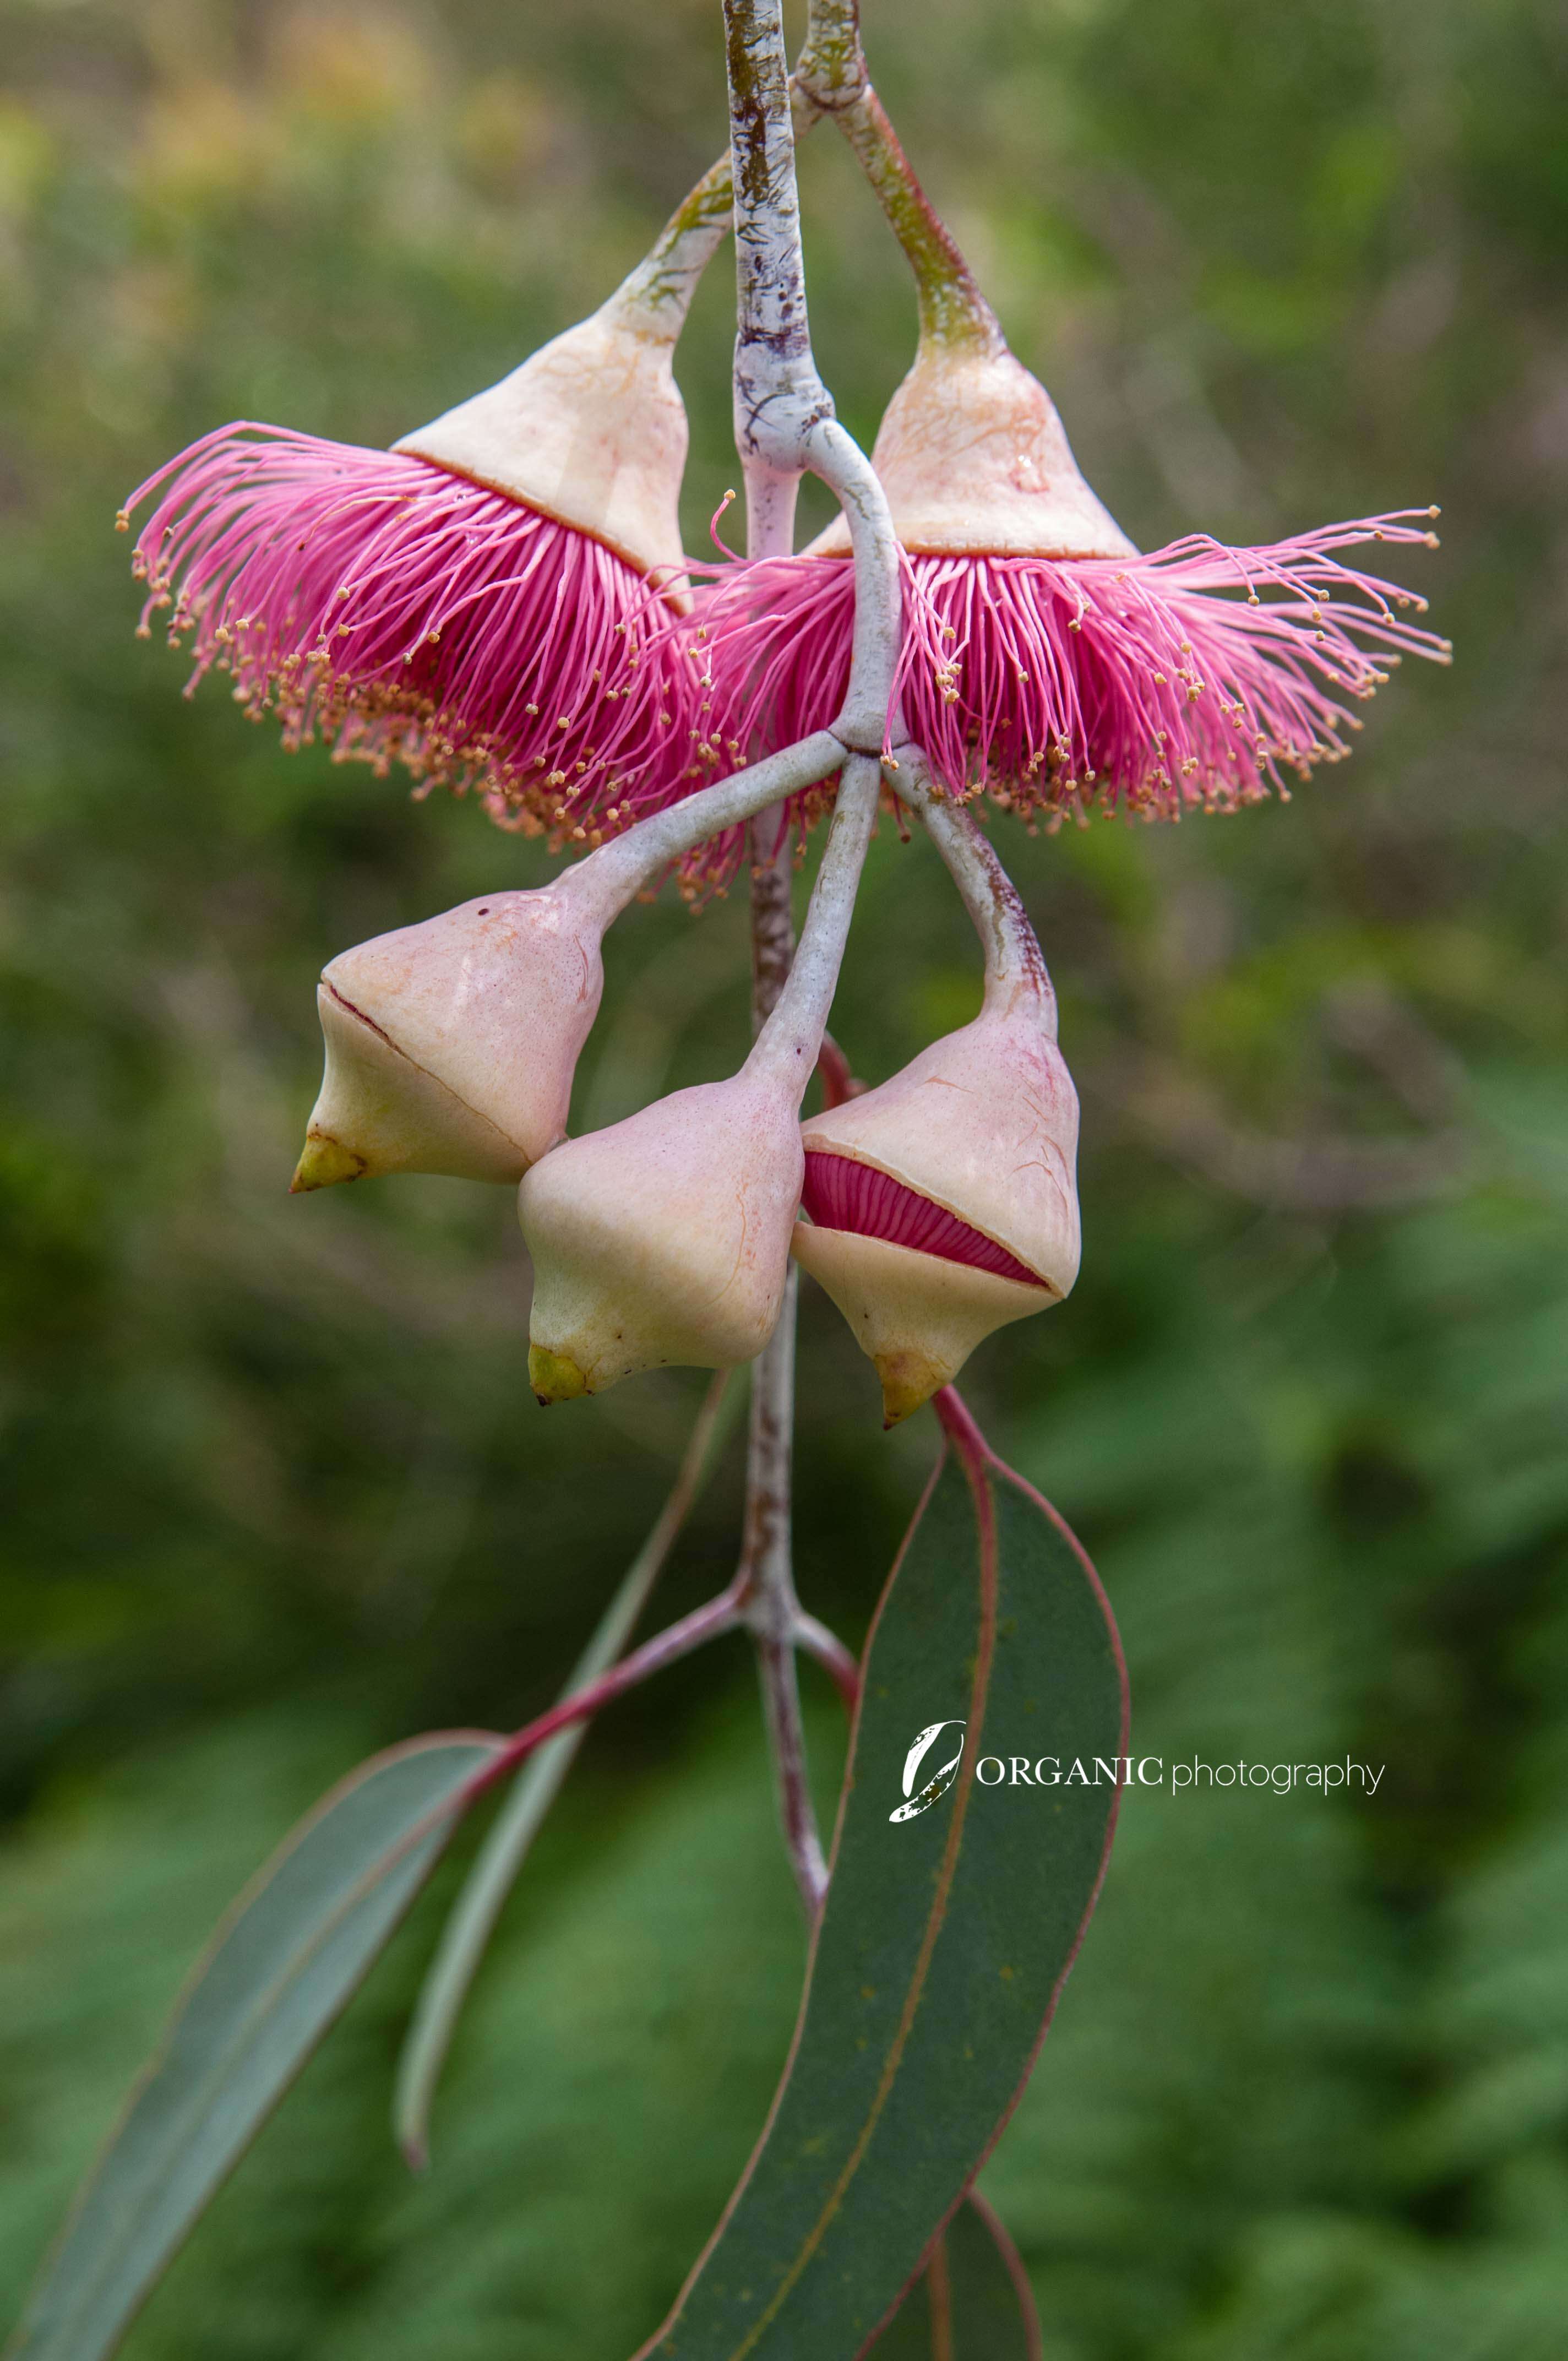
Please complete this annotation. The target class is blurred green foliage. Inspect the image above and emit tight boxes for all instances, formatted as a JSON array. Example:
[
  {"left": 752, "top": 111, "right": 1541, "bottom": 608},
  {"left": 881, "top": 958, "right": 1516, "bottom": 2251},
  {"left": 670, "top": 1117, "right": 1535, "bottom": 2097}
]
[{"left": 0, "top": 0, "right": 1565, "bottom": 2353}]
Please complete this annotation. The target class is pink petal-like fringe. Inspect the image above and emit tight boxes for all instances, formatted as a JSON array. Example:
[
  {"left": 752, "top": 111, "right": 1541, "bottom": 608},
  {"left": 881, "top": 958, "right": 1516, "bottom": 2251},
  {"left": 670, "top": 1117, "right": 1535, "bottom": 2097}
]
[
  {"left": 685, "top": 514, "right": 1450, "bottom": 831},
  {"left": 801, "top": 1151, "right": 1047, "bottom": 1287},
  {"left": 122, "top": 425, "right": 710, "bottom": 849}
]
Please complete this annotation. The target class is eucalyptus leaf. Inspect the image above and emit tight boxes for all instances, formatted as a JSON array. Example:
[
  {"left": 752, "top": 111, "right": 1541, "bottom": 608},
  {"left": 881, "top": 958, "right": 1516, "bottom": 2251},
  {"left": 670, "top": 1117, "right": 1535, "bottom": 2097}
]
[
  {"left": 7, "top": 1732, "right": 500, "bottom": 2361},
  {"left": 634, "top": 1434, "right": 1126, "bottom": 2360},
  {"left": 867, "top": 2192, "right": 1043, "bottom": 2359},
  {"left": 395, "top": 1373, "right": 738, "bottom": 2170}
]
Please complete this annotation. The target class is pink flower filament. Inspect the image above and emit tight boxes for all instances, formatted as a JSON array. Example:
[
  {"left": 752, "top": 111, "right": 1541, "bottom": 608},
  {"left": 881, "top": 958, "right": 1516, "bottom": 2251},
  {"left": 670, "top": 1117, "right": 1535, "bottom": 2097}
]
[
  {"left": 801, "top": 1151, "right": 1048, "bottom": 1287},
  {"left": 687, "top": 511, "right": 1451, "bottom": 826},
  {"left": 122, "top": 424, "right": 709, "bottom": 846}
]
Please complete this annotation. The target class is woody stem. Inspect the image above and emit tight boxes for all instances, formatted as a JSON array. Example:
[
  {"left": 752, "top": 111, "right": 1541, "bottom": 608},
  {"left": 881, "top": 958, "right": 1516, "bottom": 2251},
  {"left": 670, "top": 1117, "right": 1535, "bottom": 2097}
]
[
  {"left": 725, "top": 0, "right": 897, "bottom": 1921},
  {"left": 797, "top": 0, "right": 1001, "bottom": 353},
  {"left": 889, "top": 746, "right": 1059, "bottom": 1030},
  {"left": 726, "top": 0, "right": 830, "bottom": 1921}
]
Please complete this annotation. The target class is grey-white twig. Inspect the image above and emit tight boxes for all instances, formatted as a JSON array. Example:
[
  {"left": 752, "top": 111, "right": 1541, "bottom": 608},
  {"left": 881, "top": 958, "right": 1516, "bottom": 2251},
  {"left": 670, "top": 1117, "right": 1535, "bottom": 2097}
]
[{"left": 721, "top": 0, "right": 903, "bottom": 1919}]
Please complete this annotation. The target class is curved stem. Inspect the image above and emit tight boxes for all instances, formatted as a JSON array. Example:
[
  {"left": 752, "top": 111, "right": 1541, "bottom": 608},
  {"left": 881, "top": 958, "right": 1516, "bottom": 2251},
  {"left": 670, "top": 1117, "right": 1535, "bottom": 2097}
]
[
  {"left": 722, "top": 0, "right": 902, "bottom": 750},
  {"left": 609, "top": 154, "right": 737, "bottom": 337},
  {"left": 457, "top": 1581, "right": 747, "bottom": 1811},
  {"left": 562, "top": 728, "right": 846, "bottom": 920},
  {"left": 792, "top": 1609, "right": 861, "bottom": 1707},
  {"left": 888, "top": 746, "right": 1058, "bottom": 1034},
  {"left": 797, "top": 0, "right": 1001, "bottom": 354},
  {"left": 805, "top": 416, "right": 902, "bottom": 750},
  {"left": 749, "top": 755, "right": 880, "bottom": 1102}
]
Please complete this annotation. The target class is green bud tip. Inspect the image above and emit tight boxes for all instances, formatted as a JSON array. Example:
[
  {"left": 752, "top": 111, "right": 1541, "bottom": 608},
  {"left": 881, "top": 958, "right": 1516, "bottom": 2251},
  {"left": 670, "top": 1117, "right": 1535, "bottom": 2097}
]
[
  {"left": 529, "top": 1345, "right": 591, "bottom": 1405},
  {"left": 289, "top": 1131, "right": 367, "bottom": 1193},
  {"left": 875, "top": 1349, "right": 945, "bottom": 1430}
]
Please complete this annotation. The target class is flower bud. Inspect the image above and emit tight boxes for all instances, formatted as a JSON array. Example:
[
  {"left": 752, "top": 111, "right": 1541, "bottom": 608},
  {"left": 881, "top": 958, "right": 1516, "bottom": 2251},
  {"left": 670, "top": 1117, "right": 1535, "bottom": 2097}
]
[
  {"left": 792, "top": 1001, "right": 1080, "bottom": 1425},
  {"left": 291, "top": 883, "right": 606, "bottom": 1192},
  {"left": 518, "top": 1073, "right": 804, "bottom": 1400}
]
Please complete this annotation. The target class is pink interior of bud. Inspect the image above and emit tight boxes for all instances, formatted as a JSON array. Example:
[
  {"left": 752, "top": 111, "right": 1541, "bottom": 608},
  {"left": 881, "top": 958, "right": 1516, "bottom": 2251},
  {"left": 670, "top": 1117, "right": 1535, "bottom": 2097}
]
[
  {"left": 801, "top": 1151, "right": 1047, "bottom": 1287},
  {"left": 683, "top": 514, "right": 1449, "bottom": 825},
  {"left": 123, "top": 425, "right": 707, "bottom": 847}
]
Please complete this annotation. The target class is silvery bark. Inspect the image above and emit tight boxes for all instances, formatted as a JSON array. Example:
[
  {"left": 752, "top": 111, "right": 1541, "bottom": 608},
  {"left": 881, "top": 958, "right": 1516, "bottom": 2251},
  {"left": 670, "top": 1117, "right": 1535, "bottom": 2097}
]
[{"left": 721, "top": 0, "right": 899, "bottom": 1917}]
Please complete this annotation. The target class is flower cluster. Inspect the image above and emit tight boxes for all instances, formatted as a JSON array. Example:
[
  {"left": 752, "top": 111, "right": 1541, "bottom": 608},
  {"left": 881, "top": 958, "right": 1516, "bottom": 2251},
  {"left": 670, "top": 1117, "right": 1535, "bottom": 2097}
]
[{"left": 121, "top": 128, "right": 1449, "bottom": 1423}]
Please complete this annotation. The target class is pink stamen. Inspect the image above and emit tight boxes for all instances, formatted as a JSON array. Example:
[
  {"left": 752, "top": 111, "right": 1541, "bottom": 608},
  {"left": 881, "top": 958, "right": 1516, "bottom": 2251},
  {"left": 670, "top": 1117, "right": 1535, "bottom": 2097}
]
[
  {"left": 123, "top": 424, "right": 708, "bottom": 843},
  {"left": 682, "top": 513, "right": 1450, "bottom": 835},
  {"left": 801, "top": 1151, "right": 1048, "bottom": 1287}
]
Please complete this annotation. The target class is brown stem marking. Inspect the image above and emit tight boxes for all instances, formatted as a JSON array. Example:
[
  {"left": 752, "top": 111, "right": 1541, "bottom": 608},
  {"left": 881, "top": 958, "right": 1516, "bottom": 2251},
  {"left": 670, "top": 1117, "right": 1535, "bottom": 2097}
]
[{"left": 723, "top": 0, "right": 842, "bottom": 1924}]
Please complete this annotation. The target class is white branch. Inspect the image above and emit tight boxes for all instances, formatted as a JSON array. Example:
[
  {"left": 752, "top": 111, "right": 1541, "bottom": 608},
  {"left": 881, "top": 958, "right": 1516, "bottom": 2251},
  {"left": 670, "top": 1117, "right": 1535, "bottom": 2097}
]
[{"left": 748, "top": 754, "right": 881, "bottom": 1099}]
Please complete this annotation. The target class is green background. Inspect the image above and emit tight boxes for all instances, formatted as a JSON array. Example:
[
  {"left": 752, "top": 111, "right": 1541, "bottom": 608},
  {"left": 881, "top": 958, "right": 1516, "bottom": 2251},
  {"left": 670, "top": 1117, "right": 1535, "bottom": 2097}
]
[{"left": 1, "top": 1, "right": 1565, "bottom": 2354}]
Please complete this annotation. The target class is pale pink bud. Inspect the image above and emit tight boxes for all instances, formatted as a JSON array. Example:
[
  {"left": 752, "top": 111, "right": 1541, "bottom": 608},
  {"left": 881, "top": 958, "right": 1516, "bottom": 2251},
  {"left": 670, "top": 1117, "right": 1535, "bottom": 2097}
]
[
  {"left": 291, "top": 879, "right": 608, "bottom": 1192},
  {"left": 518, "top": 1071, "right": 804, "bottom": 1402},
  {"left": 792, "top": 988, "right": 1080, "bottom": 1427}
]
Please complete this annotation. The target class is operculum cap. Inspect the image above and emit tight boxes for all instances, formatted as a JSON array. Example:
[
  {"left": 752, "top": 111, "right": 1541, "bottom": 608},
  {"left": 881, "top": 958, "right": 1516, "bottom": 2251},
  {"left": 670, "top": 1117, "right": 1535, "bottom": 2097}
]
[
  {"left": 792, "top": 1002, "right": 1081, "bottom": 1423},
  {"left": 292, "top": 885, "right": 606, "bottom": 1193},
  {"left": 518, "top": 1073, "right": 804, "bottom": 1400},
  {"left": 793, "top": 1226, "right": 1052, "bottom": 1426},
  {"left": 806, "top": 338, "right": 1135, "bottom": 563},
  {"left": 394, "top": 292, "right": 690, "bottom": 604}
]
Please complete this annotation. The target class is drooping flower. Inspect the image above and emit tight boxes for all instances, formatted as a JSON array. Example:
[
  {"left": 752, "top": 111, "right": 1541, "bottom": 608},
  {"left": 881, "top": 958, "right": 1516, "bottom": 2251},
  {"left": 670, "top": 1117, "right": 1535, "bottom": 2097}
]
[
  {"left": 291, "top": 867, "right": 624, "bottom": 1192},
  {"left": 121, "top": 232, "right": 722, "bottom": 846},
  {"left": 689, "top": 237, "right": 1449, "bottom": 829}
]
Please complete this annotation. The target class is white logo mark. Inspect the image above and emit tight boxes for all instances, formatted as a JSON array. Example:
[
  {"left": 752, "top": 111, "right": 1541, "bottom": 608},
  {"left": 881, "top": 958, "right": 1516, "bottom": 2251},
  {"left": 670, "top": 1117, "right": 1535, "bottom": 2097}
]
[{"left": 890, "top": 1720, "right": 967, "bottom": 1823}]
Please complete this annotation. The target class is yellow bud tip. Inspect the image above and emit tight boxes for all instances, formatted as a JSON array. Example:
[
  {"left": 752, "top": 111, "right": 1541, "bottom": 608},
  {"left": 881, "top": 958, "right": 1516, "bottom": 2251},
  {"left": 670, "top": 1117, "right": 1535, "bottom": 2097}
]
[
  {"left": 289, "top": 1132, "right": 367, "bottom": 1193},
  {"left": 528, "top": 1345, "right": 591, "bottom": 1406},
  {"left": 875, "top": 1350, "right": 950, "bottom": 1430}
]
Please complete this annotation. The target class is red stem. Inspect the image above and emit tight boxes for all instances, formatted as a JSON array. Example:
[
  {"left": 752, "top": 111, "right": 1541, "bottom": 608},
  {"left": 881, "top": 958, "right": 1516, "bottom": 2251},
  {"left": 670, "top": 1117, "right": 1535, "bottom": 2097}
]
[
  {"left": 932, "top": 1383, "right": 993, "bottom": 1471},
  {"left": 792, "top": 1609, "right": 862, "bottom": 1707},
  {"left": 456, "top": 1585, "right": 744, "bottom": 1811},
  {"left": 814, "top": 1032, "right": 866, "bottom": 1110}
]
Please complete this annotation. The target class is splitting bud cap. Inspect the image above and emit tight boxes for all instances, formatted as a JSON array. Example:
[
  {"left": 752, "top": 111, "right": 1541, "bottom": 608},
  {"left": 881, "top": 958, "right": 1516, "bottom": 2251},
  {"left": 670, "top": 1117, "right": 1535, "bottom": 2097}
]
[
  {"left": 519, "top": 1072, "right": 805, "bottom": 1399},
  {"left": 792, "top": 1001, "right": 1080, "bottom": 1423},
  {"left": 292, "top": 884, "right": 606, "bottom": 1192}
]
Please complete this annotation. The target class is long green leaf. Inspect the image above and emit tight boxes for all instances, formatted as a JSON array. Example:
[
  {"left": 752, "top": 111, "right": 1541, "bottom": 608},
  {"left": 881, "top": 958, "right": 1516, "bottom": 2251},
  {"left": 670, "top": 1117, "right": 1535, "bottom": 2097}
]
[
  {"left": 7, "top": 1731, "right": 500, "bottom": 2361},
  {"left": 394, "top": 1371, "right": 738, "bottom": 2169},
  {"left": 634, "top": 1424, "right": 1126, "bottom": 2360},
  {"left": 868, "top": 2191, "right": 1044, "bottom": 2359}
]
